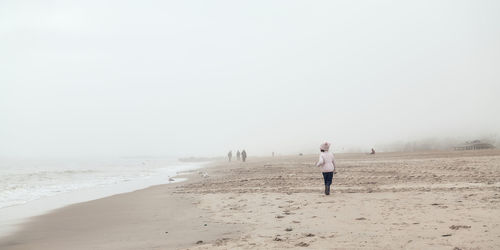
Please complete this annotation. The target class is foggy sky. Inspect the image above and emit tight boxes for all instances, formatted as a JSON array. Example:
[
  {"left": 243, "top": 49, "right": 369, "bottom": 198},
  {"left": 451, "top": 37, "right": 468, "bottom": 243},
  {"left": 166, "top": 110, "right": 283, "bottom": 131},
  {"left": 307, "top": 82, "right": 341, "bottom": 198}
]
[{"left": 1, "top": 0, "right": 499, "bottom": 158}]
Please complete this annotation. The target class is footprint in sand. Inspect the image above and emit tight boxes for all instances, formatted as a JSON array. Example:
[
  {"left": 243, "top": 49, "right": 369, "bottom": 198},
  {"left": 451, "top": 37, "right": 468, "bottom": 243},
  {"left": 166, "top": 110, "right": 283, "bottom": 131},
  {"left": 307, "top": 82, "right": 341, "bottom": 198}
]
[
  {"left": 450, "top": 225, "right": 471, "bottom": 230},
  {"left": 295, "top": 242, "right": 309, "bottom": 247}
]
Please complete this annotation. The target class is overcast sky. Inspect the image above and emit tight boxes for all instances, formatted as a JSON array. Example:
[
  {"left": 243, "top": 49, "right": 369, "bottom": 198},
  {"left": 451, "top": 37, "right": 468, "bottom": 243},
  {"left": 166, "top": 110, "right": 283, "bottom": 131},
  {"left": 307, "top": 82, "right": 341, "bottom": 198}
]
[{"left": 1, "top": 0, "right": 499, "bottom": 158}]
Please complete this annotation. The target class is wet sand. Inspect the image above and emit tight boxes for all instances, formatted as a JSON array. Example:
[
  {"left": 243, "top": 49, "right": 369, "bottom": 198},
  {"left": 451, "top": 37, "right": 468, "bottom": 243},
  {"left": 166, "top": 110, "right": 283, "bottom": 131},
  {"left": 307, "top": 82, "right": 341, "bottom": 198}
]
[{"left": 1, "top": 150, "right": 499, "bottom": 249}]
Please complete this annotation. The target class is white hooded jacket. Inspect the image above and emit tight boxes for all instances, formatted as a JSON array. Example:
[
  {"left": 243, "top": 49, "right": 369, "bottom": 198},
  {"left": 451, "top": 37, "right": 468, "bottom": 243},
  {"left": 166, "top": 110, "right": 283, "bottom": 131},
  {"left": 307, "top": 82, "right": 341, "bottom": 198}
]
[{"left": 316, "top": 151, "right": 336, "bottom": 172}]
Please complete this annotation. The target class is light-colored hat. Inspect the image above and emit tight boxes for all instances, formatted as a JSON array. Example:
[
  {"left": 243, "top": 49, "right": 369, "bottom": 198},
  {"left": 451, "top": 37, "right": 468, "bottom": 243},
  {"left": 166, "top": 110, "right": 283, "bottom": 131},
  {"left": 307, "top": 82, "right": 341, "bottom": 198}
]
[{"left": 320, "top": 142, "right": 330, "bottom": 151}]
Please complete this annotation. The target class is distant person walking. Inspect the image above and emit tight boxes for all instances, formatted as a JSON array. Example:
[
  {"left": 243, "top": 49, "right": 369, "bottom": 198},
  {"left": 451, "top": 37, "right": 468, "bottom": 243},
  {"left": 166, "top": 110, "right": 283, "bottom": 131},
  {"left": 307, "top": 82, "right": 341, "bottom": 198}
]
[
  {"left": 228, "top": 150, "right": 232, "bottom": 162},
  {"left": 236, "top": 150, "right": 241, "bottom": 161},
  {"left": 316, "top": 142, "right": 336, "bottom": 195},
  {"left": 241, "top": 150, "right": 247, "bottom": 162}
]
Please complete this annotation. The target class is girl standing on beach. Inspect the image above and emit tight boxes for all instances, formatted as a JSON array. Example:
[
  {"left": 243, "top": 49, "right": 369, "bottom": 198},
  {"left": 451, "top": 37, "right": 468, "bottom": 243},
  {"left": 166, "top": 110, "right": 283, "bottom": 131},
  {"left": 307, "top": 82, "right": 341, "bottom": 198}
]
[{"left": 316, "top": 142, "right": 336, "bottom": 195}]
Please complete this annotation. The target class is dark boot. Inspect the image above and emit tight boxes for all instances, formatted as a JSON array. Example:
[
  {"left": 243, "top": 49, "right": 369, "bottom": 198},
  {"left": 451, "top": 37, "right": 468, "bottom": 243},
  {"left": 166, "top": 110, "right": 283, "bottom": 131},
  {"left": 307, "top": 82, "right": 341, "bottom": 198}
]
[{"left": 326, "top": 185, "right": 330, "bottom": 195}]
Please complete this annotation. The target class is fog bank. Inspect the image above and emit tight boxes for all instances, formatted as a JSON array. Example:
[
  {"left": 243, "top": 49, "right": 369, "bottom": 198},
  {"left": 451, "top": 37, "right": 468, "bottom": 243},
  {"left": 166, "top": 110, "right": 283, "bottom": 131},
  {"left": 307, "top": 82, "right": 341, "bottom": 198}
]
[{"left": 1, "top": 1, "right": 499, "bottom": 158}]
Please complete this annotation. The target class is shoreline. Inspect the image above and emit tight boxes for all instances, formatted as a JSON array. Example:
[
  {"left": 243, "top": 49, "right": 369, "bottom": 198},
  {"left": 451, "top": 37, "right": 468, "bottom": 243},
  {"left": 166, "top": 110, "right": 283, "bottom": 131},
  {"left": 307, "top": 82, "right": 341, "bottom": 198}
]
[
  {"left": 0, "top": 161, "right": 208, "bottom": 239},
  {"left": 0, "top": 160, "right": 243, "bottom": 250},
  {"left": 1, "top": 150, "right": 500, "bottom": 249}
]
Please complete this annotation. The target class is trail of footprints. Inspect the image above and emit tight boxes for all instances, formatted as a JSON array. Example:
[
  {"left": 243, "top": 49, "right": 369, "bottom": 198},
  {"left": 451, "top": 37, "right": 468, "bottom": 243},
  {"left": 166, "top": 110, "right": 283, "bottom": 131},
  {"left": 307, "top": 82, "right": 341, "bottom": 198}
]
[
  {"left": 177, "top": 153, "right": 500, "bottom": 196},
  {"left": 185, "top": 153, "right": 500, "bottom": 248}
]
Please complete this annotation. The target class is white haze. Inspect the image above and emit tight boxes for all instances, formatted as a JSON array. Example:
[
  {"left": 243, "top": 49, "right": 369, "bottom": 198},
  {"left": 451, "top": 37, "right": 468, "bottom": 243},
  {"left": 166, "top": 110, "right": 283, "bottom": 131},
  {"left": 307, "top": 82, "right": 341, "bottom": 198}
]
[{"left": 1, "top": 0, "right": 499, "bottom": 157}]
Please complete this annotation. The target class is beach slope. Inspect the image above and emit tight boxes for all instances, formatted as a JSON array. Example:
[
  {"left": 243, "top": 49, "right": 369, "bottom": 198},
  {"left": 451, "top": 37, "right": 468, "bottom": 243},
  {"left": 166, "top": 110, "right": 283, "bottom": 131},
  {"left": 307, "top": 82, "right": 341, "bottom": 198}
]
[{"left": 1, "top": 150, "right": 500, "bottom": 249}]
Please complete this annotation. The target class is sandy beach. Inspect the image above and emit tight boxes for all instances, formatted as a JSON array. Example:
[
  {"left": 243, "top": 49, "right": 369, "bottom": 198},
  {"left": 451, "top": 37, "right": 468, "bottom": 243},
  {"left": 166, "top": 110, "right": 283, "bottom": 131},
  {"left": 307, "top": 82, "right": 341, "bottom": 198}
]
[
  {"left": 3, "top": 1, "right": 499, "bottom": 249},
  {"left": 1, "top": 150, "right": 499, "bottom": 249}
]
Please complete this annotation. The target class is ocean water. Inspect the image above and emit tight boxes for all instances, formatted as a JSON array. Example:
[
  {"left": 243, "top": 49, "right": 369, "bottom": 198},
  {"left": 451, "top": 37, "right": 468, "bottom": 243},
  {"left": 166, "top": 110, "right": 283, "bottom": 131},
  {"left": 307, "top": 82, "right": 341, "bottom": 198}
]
[
  {"left": 0, "top": 157, "right": 205, "bottom": 237},
  {"left": 0, "top": 157, "right": 202, "bottom": 209}
]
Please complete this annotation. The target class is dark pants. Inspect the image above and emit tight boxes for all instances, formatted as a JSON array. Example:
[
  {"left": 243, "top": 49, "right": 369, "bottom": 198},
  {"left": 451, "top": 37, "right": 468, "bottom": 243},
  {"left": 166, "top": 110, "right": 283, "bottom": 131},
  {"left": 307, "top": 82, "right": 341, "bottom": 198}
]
[{"left": 322, "top": 172, "right": 333, "bottom": 186}]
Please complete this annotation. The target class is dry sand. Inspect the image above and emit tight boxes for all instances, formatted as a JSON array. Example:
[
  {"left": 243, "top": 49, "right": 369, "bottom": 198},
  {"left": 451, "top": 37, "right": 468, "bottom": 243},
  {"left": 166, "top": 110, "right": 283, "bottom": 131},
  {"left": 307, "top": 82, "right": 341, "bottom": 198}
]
[{"left": 1, "top": 150, "right": 499, "bottom": 249}]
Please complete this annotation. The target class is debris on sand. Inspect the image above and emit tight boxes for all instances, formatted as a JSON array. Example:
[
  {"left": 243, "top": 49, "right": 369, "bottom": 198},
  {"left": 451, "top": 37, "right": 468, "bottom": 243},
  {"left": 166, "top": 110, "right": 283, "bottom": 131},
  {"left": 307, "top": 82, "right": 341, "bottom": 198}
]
[
  {"left": 450, "top": 225, "right": 471, "bottom": 230},
  {"left": 196, "top": 240, "right": 204, "bottom": 244},
  {"left": 168, "top": 177, "right": 175, "bottom": 182},
  {"left": 305, "top": 233, "right": 315, "bottom": 237},
  {"left": 441, "top": 234, "right": 452, "bottom": 237},
  {"left": 285, "top": 227, "right": 293, "bottom": 232},
  {"left": 274, "top": 236, "right": 283, "bottom": 241},
  {"left": 276, "top": 215, "right": 284, "bottom": 219},
  {"left": 355, "top": 217, "right": 367, "bottom": 220}
]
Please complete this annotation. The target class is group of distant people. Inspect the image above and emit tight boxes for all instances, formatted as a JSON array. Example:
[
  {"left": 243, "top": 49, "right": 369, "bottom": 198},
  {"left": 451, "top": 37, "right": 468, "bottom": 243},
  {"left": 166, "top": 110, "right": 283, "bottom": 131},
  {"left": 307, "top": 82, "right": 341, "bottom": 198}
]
[{"left": 228, "top": 150, "right": 247, "bottom": 162}]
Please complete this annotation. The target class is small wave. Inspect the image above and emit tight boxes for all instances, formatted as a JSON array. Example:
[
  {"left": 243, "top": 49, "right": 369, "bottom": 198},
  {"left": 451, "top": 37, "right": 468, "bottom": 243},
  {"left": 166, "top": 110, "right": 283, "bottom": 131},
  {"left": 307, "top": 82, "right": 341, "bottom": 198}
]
[{"left": 0, "top": 158, "right": 199, "bottom": 209}]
